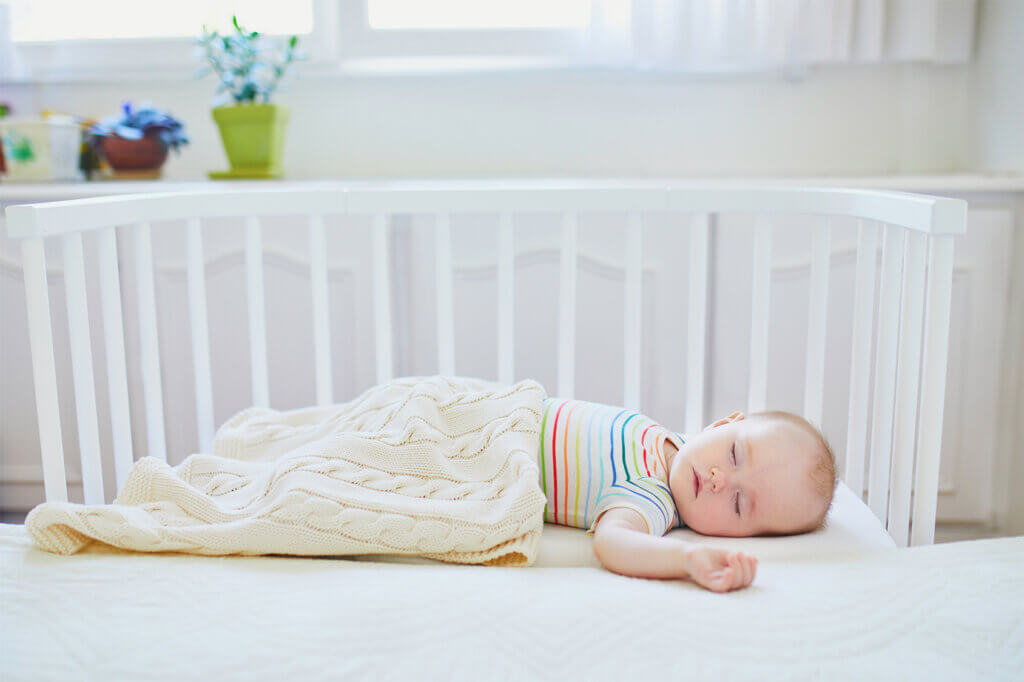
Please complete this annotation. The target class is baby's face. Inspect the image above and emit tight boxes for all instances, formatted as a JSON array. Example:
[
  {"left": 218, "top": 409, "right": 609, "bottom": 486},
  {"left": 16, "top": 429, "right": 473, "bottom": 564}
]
[{"left": 666, "top": 413, "right": 823, "bottom": 537}]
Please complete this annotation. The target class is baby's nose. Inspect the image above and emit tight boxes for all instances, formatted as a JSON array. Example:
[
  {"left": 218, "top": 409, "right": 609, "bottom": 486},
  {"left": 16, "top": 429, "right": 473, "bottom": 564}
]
[{"left": 711, "top": 467, "right": 729, "bottom": 492}]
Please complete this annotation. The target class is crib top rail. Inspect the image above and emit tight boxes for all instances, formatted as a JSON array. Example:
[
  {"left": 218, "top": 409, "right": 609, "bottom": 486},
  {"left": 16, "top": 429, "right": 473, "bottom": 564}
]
[{"left": 4, "top": 183, "right": 967, "bottom": 239}]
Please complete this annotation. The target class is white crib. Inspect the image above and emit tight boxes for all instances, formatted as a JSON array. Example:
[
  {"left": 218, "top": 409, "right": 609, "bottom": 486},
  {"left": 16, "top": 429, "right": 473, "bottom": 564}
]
[
  {"left": 8, "top": 184, "right": 1024, "bottom": 682},
  {"left": 5, "top": 183, "right": 964, "bottom": 547}
]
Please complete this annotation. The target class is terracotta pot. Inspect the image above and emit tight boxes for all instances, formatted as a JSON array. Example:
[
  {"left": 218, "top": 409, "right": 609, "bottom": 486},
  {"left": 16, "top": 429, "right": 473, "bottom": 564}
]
[{"left": 101, "top": 133, "right": 168, "bottom": 171}]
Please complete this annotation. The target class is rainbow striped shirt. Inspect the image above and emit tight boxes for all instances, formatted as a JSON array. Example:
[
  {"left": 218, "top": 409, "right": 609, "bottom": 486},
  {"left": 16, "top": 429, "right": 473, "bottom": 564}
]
[{"left": 538, "top": 397, "right": 687, "bottom": 537}]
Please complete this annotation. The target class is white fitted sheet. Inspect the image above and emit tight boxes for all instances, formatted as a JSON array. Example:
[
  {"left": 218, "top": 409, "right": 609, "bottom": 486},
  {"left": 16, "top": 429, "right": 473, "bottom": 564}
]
[
  {"left": 3, "top": 483, "right": 1021, "bottom": 681},
  {"left": 351, "top": 480, "right": 896, "bottom": 568}
]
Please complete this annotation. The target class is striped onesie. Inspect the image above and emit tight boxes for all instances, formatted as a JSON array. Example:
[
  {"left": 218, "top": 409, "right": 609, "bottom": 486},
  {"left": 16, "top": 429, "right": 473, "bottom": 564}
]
[{"left": 539, "top": 396, "right": 687, "bottom": 537}]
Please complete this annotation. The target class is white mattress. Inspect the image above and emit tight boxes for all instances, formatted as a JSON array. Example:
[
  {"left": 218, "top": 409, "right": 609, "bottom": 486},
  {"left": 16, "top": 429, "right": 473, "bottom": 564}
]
[
  {"left": 352, "top": 480, "right": 897, "bottom": 568},
  {"left": 3, "top": 483, "right": 1021, "bottom": 681}
]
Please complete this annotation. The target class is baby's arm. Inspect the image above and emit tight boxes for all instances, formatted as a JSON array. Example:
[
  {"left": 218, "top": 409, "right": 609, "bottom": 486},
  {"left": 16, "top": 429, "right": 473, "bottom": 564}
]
[
  {"left": 592, "top": 508, "right": 757, "bottom": 591},
  {"left": 592, "top": 508, "right": 694, "bottom": 580}
]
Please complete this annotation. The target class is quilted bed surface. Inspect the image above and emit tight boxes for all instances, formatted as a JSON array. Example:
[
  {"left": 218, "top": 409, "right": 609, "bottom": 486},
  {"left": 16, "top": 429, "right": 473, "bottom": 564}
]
[{"left": 2, "top": 520, "right": 1021, "bottom": 682}]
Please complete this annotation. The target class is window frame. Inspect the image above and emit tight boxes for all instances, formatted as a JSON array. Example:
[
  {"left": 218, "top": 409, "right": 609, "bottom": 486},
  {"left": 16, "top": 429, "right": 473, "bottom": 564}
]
[
  {"left": 3, "top": 0, "right": 340, "bottom": 82},
  {"left": 1, "top": 1, "right": 976, "bottom": 84},
  {"left": 336, "top": 1, "right": 590, "bottom": 60},
  {"left": 1, "top": 0, "right": 596, "bottom": 83}
]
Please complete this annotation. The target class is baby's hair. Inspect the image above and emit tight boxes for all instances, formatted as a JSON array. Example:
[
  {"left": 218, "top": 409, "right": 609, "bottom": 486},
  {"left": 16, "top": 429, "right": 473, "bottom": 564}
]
[{"left": 748, "top": 411, "right": 838, "bottom": 535}]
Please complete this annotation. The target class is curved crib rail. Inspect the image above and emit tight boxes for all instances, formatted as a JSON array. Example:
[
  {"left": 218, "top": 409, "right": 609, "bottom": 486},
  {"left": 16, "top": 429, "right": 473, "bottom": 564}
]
[{"left": 4, "top": 184, "right": 966, "bottom": 547}]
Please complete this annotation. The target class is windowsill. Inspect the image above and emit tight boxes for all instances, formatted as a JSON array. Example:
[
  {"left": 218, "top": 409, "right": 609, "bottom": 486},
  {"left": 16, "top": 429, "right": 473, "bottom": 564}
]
[
  {"left": 334, "top": 56, "right": 585, "bottom": 76},
  {"left": 2, "top": 173, "right": 1024, "bottom": 202},
  {"left": 1, "top": 54, "right": 816, "bottom": 85},
  {"left": 2, "top": 47, "right": 976, "bottom": 85}
]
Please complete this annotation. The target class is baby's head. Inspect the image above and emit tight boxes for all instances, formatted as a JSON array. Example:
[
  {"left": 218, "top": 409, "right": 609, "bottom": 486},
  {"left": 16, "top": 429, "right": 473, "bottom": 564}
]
[{"left": 667, "top": 410, "right": 837, "bottom": 538}]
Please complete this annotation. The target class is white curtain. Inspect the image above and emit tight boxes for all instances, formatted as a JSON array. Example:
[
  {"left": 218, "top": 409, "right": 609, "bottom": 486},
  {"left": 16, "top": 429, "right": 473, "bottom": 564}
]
[{"left": 582, "top": 0, "right": 978, "bottom": 73}]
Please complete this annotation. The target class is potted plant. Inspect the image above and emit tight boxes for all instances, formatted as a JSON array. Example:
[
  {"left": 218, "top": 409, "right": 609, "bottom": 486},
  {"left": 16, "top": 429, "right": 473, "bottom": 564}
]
[
  {"left": 86, "top": 102, "right": 189, "bottom": 179},
  {"left": 195, "top": 16, "right": 304, "bottom": 179},
  {"left": 0, "top": 112, "right": 84, "bottom": 182},
  {"left": 0, "top": 102, "right": 9, "bottom": 174}
]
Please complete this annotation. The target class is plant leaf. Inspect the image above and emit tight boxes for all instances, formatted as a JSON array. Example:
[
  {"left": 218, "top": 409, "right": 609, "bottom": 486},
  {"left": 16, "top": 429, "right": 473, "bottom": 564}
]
[{"left": 114, "top": 125, "right": 143, "bottom": 140}]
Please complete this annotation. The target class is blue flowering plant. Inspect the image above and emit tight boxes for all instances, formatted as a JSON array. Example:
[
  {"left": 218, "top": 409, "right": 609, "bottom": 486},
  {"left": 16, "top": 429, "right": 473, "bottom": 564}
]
[
  {"left": 86, "top": 102, "right": 189, "bottom": 153},
  {"left": 194, "top": 15, "right": 306, "bottom": 105}
]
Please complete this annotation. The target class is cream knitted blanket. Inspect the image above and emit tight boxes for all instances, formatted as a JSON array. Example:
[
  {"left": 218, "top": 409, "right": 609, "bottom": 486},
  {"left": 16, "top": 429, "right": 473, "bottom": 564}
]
[{"left": 25, "top": 376, "right": 548, "bottom": 566}]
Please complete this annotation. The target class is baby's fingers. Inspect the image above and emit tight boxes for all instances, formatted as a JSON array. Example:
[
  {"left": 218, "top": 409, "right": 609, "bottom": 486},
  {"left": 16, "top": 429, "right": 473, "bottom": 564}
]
[
  {"left": 730, "top": 554, "right": 745, "bottom": 589},
  {"left": 729, "top": 554, "right": 754, "bottom": 590},
  {"left": 709, "top": 569, "right": 732, "bottom": 592},
  {"left": 738, "top": 554, "right": 756, "bottom": 586},
  {"left": 705, "top": 553, "right": 757, "bottom": 592},
  {"left": 712, "top": 556, "right": 738, "bottom": 592}
]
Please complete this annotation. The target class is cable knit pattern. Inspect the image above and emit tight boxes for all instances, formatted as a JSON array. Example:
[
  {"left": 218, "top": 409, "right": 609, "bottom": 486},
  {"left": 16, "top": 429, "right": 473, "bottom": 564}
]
[{"left": 24, "top": 376, "right": 548, "bottom": 566}]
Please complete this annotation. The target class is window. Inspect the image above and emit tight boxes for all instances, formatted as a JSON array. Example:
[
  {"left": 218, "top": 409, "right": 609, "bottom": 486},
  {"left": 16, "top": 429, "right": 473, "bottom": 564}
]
[
  {"left": 0, "top": 0, "right": 977, "bottom": 82},
  {"left": 335, "top": 1, "right": 594, "bottom": 70},
  {"left": 367, "top": 1, "right": 590, "bottom": 30},
  {"left": 2, "top": 0, "right": 590, "bottom": 81},
  {"left": 2, "top": 0, "right": 337, "bottom": 81},
  {"left": 9, "top": 0, "right": 314, "bottom": 41}
]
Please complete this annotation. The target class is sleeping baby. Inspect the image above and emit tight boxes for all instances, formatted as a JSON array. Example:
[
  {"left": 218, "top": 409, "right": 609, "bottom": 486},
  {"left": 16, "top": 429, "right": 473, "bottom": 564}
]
[{"left": 539, "top": 397, "right": 838, "bottom": 593}]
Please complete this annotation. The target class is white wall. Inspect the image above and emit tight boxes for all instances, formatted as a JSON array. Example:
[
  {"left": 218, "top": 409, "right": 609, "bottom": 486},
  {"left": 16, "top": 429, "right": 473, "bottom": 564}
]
[
  {"left": 968, "top": 0, "right": 1024, "bottom": 172},
  {"left": 0, "top": 63, "right": 979, "bottom": 180},
  {"left": 4, "top": 2, "right": 1021, "bottom": 178},
  {"left": 3, "top": 1, "right": 1021, "bottom": 180},
  {"left": 967, "top": 1, "right": 1024, "bottom": 537}
]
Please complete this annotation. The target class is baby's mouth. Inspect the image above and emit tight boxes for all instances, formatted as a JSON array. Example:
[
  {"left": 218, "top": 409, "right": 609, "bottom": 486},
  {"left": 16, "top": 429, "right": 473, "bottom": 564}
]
[{"left": 693, "top": 467, "right": 700, "bottom": 497}]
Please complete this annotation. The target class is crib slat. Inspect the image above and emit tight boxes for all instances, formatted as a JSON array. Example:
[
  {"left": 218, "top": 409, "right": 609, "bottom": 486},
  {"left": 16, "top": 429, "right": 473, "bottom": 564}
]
[
  {"left": 911, "top": 235, "right": 955, "bottom": 546},
  {"left": 868, "top": 225, "right": 905, "bottom": 527},
  {"left": 686, "top": 213, "right": 710, "bottom": 434},
  {"left": 748, "top": 215, "right": 772, "bottom": 413},
  {"left": 623, "top": 212, "right": 643, "bottom": 410},
  {"left": 844, "top": 220, "right": 879, "bottom": 499},
  {"left": 435, "top": 212, "right": 455, "bottom": 376},
  {"left": 132, "top": 222, "right": 167, "bottom": 462},
  {"left": 97, "top": 226, "right": 134, "bottom": 493},
  {"left": 61, "top": 232, "right": 104, "bottom": 504},
  {"left": 185, "top": 218, "right": 216, "bottom": 454},
  {"left": 21, "top": 238, "right": 68, "bottom": 502},
  {"left": 889, "top": 230, "right": 928, "bottom": 547},
  {"left": 803, "top": 218, "right": 832, "bottom": 427},
  {"left": 308, "top": 214, "right": 334, "bottom": 406},
  {"left": 558, "top": 212, "right": 578, "bottom": 399},
  {"left": 497, "top": 212, "right": 515, "bottom": 385},
  {"left": 372, "top": 213, "right": 393, "bottom": 384},
  {"left": 245, "top": 216, "right": 270, "bottom": 407}
]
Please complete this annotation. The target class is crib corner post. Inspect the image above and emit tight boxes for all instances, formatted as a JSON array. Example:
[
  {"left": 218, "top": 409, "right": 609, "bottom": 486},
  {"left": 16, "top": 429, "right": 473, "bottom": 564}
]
[{"left": 911, "top": 234, "right": 956, "bottom": 547}]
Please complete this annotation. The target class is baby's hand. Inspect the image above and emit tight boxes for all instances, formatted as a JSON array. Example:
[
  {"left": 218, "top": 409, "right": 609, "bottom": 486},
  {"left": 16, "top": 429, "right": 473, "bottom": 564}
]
[{"left": 683, "top": 545, "right": 758, "bottom": 593}]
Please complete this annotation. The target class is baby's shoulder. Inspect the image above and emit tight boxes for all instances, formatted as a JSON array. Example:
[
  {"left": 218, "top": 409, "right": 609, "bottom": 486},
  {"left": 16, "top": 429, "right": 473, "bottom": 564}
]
[{"left": 593, "top": 507, "right": 650, "bottom": 535}]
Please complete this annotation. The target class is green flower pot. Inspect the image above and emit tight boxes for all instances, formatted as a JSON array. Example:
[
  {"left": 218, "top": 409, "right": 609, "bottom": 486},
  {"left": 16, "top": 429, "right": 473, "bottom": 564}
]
[{"left": 209, "top": 104, "right": 289, "bottom": 179}]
